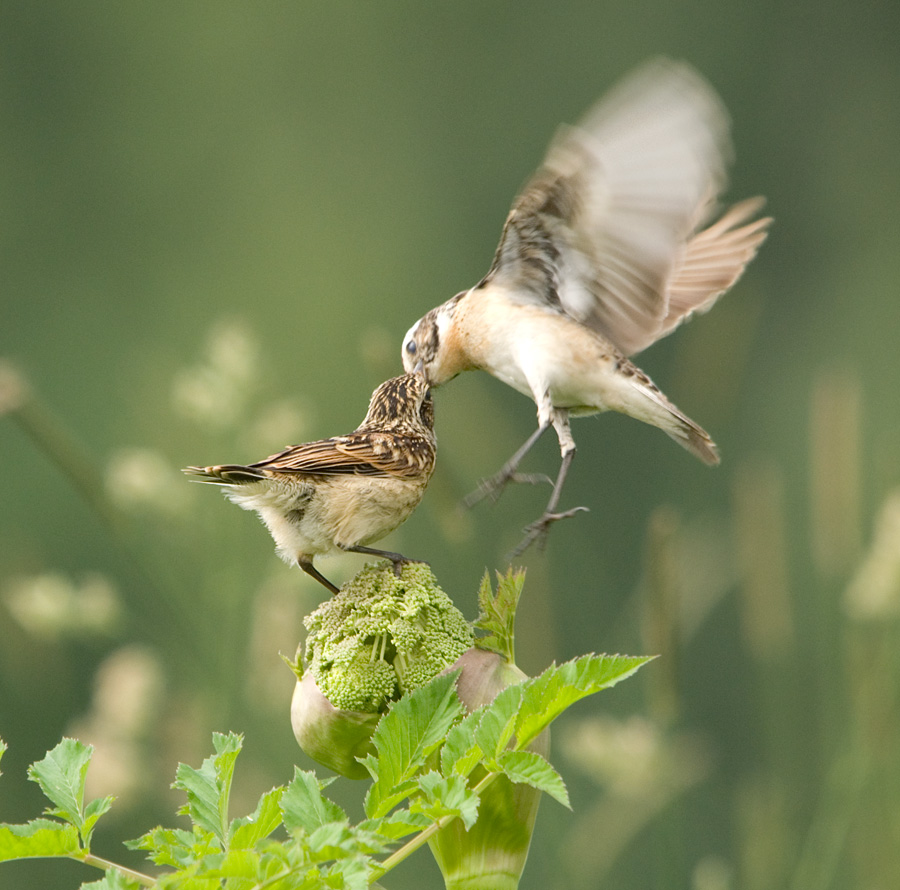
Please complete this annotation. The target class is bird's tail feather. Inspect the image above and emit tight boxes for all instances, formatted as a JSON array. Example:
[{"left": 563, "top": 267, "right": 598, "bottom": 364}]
[
  {"left": 182, "top": 464, "right": 267, "bottom": 485},
  {"left": 662, "top": 417, "right": 720, "bottom": 466},
  {"left": 630, "top": 384, "right": 720, "bottom": 466}
]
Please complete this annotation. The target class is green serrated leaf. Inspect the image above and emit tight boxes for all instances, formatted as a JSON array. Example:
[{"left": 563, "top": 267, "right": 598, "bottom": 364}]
[
  {"left": 127, "top": 824, "right": 218, "bottom": 869},
  {"left": 325, "top": 855, "right": 372, "bottom": 890},
  {"left": 27, "top": 738, "right": 92, "bottom": 834},
  {"left": 497, "top": 750, "right": 570, "bottom": 808},
  {"left": 281, "top": 768, "right": 347, "bottom": 835},
  {"left": 411, "top": 772, "right": 480, "bottom": 830},
  {"left": 516, "top": 654, "right": 654, "bottom": 748},
  {"left": 363, "top": 671, "right": 463, "bottom": 820},
  {"left": 306, "top": 822, "right": 354, "bottom": 859},
  {"left": 80, "top": 868, "right": 144, "bottom": 890},
  {"left": 229, "top": 786, "right": 284, "bottom": 849},
  {"left": 440, "top": 707, "right": 483, "bottom": 777},
  {"left": 473, "top": 569, "right": 524, "bottom": 662},
  {"left": 306, "top": 823, "right": 388, "bottom": 863},
  {"left": 172, "top": 732, "right": 242, "bottom": 846},
  {"left": 193, "top": 847, "right": 260, "bottom": 879},
  {"left": 82, "top": 794, "right": 115, "bottom": 847},
  {"left": 358, "top": 811, "right": 431, "bottom": 841},
  {"left": 474, "top": 683, "right": 523, "bottom": 762},
  {"left": 0, "top": 819, "right": 81, "bottom": 861}
]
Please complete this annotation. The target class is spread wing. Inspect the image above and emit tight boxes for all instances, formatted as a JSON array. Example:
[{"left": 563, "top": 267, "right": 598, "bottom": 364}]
[
  {"left": 482, "top": 58, "right": 767, "bottom": 357},
  {"left": 250, "top": 432, "right": 433, "bottom": 479}
]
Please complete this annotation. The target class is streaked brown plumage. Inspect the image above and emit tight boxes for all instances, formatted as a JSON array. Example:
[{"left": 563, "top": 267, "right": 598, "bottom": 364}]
[
  {"left": 183, "top": 372, "right": 435, "bottom": 593},
  {"left": 401, "top": 59, "right": 771, "bottom": 555}
]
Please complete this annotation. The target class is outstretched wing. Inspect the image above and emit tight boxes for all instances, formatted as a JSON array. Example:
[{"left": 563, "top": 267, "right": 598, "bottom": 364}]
[{"left": 482, "top": 58, "right": 767, "bottom": 357}]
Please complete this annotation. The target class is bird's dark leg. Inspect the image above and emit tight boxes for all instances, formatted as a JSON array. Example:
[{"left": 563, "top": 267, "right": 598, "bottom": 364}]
[
  {"left": 341, "top": 544, "right": 427, "bottom": 578},
  {"left": 463, "top": 422, "right": 553, "bottom": 508},
  {"left": 298, "top": 559, "right": 339, "bottom": 594},
  {"left": 509, "top": 410, "right": 589, "bottom": 557},
  {"left": 509, "top": 448, "right": 588, "bottom": 557}
]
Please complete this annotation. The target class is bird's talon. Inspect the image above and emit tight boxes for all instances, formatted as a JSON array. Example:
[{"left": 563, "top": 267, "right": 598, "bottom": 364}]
[
  {"left": 463, "top": 469, "right": 552, "bottom": 509},
  {"left": 390, "top": 556, "right": 430, "bottom": 578},
  {"left": 506, "top": 505, "right": 590, "bottom": 559},
  {"left": 511, "top": 472, "right": 554, "bottom": 487}
]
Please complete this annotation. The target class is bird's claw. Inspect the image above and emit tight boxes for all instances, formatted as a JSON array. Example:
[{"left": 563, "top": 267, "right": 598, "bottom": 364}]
[
  {"left": 508, "top": 505, "right": 589, "bottom": 559},
  {"left": 390, "top": 556, "right": 430, "bottom": 577},
  {"left": 463, "top": 470, "right": 553, "bottom": 509}
]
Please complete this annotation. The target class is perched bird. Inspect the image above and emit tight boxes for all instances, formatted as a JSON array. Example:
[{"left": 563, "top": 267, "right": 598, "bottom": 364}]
[
  {"left": 184, "top": 372, "right": 436, "bottom": 593},
  {"left": 402, "top": 58, "right": 771, "bottom": 554}
]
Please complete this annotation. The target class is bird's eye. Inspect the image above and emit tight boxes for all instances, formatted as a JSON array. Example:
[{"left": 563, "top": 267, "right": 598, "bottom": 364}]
[{"left": 405, "top": 340, "right": 417, "bottom": 355}]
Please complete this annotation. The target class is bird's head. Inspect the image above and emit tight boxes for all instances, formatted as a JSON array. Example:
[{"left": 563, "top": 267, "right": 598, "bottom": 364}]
[
  {"left": 361, "top": 371, "right": 435, "bottom": 435},
  {"left": 401, "top": 292, "right": 469, "bottom": 386}
]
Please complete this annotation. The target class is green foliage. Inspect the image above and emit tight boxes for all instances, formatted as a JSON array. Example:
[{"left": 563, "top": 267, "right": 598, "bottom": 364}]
[
  {"left": 0, "top": 820, "right": 81, "bottom": 863},
  {"left": 27, "top": 739, "right": 115, "bottom": 849},
  {"left": 473, "top": 570, "right": 525, "bottom": 663},
  {"left": 0, "top": 739, "right": 111, "bottom": 870},
  {"left": 362, "top": 672, "right": 464, "bottom": 820},
  {"left": 171, "top": 732, "right": 242, "bottom": 846},
  {"left": 0, "top": 652, "right": 649, "bottom": 888}
]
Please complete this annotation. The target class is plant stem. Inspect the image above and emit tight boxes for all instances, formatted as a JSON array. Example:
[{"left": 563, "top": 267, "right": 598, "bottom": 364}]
[
  {"left": 372, "top": 771, "right": 499, "bottom": 880},
  {"left": 80, "top": 853, "right": 157, "bottom": 887}
]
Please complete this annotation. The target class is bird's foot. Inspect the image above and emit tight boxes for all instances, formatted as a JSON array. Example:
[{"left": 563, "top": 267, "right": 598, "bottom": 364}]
[
  {"left": 341, "top": 544, "right": 428, "bottom": 578},
  {"left": 508, "top": 505, "right": 589, "bottom": 559},
  {"left": 463, "top": 468, "right": 553, "bottom": 509},
  {"left": 388, "top": 555, "right": 430, "bottom": 578}
]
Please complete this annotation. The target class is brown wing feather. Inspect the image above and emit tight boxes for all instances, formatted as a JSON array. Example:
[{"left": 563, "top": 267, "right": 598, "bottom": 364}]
[
  {"left": 334, "top": 433, "right": 435, "bottom": 479},
  {"left": 250, "top": 432, "right": 434, "bottom": 479},
  {"left": 658, "top": 198, "right": 771, "bottom": 341},
  {"left": 476, "top": 60, "right": 769, "bottom": 359},
  {"left": 249, "top": 437, "right": 388, "bottom": 477}
]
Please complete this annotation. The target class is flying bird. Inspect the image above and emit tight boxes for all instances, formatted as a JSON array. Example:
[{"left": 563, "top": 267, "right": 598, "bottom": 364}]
[
  {"left": 184, "top": 372, "right": 436, "bottom": 593},
  {"left": 401, "top": 58, "right": 771, "bottom": 555}
]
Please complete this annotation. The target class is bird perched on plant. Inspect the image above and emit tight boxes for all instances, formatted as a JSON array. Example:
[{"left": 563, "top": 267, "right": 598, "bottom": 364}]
[
  {"left": 401, "top": 58, "right": 771, "bottom": 555},
  {"left": 183, "top": 372, "right": 436, "bottom": 594}
]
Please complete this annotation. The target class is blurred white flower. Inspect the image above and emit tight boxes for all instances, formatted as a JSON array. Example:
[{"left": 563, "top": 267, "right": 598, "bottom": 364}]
[
  {"left": 207, "top": 319, "right": 258, "bottom": 384},
  {"left": 172, "top": 366, "right": 235, "bottom": 428},
  {"left": 0, "top": 360, "right": 27, "bottom": 416},
  {"left": 560, "top": 714, "right": 709, "bottom": 799},
  {"left": 844, "top": 489, "right": 900, "bottom": 620},
  {"left": 241, "top": 397, "right": 312, "bottom": 456},
  {"left": 67, "top": 645, "right": 165, "bottom": 805},
  {"left": 105, "top": 447, "right": 189, "bottom": 513},
  {"left": 692, "top": 856, "right": 733, "bottom": 890},
  {"left": 172, "top": 319, "right": 260, "bottom": 428},
  {"left": 560, "top": 715, "right": 664, "bottom": 797},
  {"left": 4, "top": 572, "right": 121, "bottom": 639},
  {"left": 243, "top": 572, "right": 312, "bottom": 713},
  {"left": 560, "top": 715, "right": 711, "bottom": 883}
]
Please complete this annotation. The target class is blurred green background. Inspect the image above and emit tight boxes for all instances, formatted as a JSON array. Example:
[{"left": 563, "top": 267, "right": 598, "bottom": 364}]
[{"left": 2, "top": 2, "right": 899, "bottom": 888}]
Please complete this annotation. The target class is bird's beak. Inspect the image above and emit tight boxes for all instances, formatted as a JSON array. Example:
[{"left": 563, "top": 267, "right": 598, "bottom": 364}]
[{"left": 413, "top": 359, "right": 425, "bottom": 377}]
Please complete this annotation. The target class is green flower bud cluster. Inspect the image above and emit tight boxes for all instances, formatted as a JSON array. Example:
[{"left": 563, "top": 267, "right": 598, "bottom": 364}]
[{"left": 303, "top": 562, "right": 474, "bottom": 713}]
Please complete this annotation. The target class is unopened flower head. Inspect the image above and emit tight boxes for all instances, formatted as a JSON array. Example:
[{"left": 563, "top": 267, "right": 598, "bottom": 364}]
[
  {"left": 303, "top": 562, "right": 473, "bottom": 712},
  {"left": 290, "top": 562, "right": 473, "bottom": 777}
]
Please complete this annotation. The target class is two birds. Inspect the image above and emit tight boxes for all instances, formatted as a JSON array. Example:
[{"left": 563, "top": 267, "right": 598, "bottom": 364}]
[{"left": 186, "top": 59, "right": 770, "bottom": 591}]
